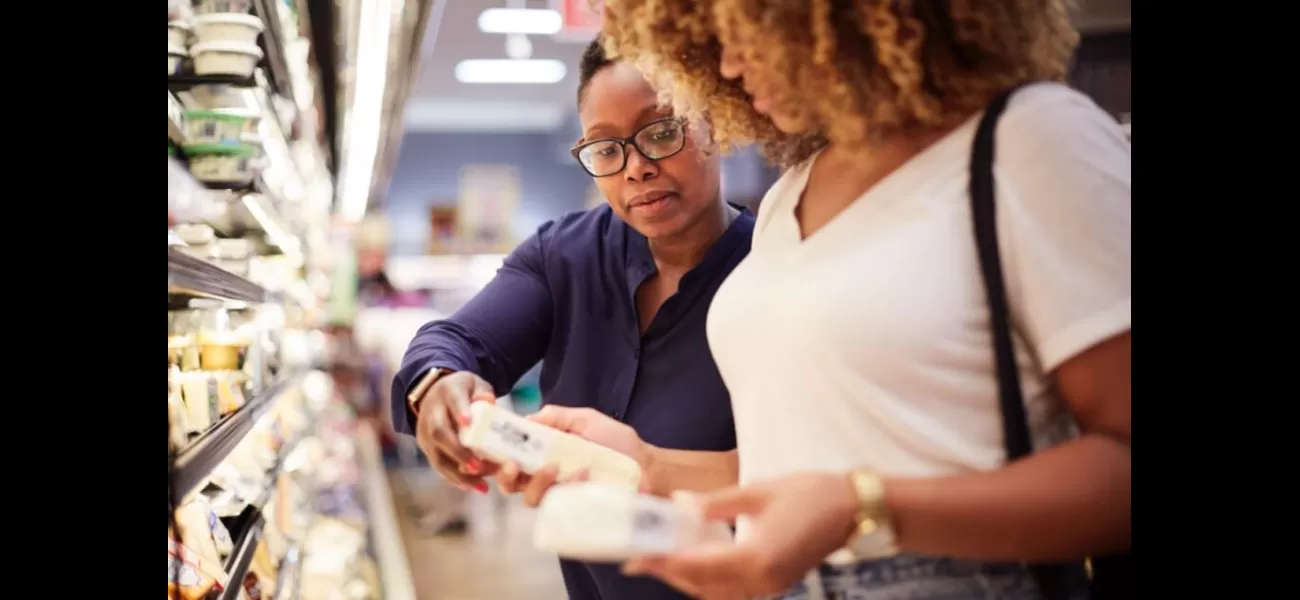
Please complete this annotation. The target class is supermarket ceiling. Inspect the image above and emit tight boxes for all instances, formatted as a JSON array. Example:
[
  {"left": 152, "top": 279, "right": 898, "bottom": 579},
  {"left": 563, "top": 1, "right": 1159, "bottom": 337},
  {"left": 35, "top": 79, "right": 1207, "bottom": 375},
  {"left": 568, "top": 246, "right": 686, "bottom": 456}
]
[
  {"left": 404, "top": 0, "right": 1131, "bottom": 134},
  {"left": 406, "top": 0, "right": 591, "bottom": 133}
]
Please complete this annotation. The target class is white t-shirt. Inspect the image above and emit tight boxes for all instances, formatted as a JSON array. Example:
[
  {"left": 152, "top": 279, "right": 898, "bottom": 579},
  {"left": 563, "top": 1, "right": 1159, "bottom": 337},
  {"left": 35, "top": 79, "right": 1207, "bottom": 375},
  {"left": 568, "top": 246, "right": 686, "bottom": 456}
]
[{"left": 707, "top": 83, "right": 1131, "bottom": 493}]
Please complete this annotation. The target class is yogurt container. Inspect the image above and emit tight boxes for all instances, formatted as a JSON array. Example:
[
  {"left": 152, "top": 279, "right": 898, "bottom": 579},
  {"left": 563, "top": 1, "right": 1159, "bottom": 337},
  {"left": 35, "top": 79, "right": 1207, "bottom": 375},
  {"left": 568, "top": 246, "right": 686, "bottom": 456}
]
[
  {"left": 194, "top": 13, "right": 264, "bottom": 45},
  {"left": 168, "top": 44, "right": 188, "bottom": 75},
  {"left": 184, "top": 110, "right": 252, "bottom": 147},
  {"left": 185, "top": 144, "right": 259, "bottom": 186},
  {"left": 196, "top": 0, "right": 253, "bottom": 14},
  {"left": 190, "top": 41, "right": 263, "bottom": 78},
  {"left": 168, "top": 20, "right": 192, "bottom": 47}
]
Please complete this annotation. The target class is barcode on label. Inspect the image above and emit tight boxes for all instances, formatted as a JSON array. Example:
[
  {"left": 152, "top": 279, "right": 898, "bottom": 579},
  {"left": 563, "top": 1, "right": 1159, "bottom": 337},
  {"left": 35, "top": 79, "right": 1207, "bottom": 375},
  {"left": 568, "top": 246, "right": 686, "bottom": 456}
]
[
  {"left": 490, "top": 420, "right": 543, "bottom": 453},
  {"left": 632, "top": 509, "right": 665, "bottom": 532}
]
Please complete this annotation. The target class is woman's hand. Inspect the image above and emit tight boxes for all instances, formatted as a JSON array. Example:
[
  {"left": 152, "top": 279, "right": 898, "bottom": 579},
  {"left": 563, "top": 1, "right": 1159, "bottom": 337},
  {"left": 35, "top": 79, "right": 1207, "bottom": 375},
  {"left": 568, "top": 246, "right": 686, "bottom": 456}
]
[
  {"left": 412, "top": 371, "right": 498, "bottom": 493},
  {"left": 529, "top": 405, "right": 651, "bottom": 466},
  {"left": 494, "top": 406, "right": 652, "bottom": 504},
  {"left": 623, "top": 472, "right": 860, "bottom": 600}
]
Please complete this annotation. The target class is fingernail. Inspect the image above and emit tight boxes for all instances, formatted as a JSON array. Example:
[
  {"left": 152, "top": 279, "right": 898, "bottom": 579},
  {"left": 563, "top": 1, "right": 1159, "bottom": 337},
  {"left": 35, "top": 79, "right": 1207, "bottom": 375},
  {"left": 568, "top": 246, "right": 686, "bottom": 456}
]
[
  {"left": 466, "top": 458, "right": 482, "bottom": 474},
  {"left": 456, "top": 412, "right": 472, "bottom": 426},
  {"left": 474, "top": 481, "right": 490, "bottom": 494}
]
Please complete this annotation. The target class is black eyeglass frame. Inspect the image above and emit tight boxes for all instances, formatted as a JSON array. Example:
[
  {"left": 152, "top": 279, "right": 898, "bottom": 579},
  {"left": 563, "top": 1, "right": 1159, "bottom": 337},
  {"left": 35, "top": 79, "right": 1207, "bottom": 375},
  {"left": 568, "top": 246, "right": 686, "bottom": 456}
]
[{"left": 570, "top": 117, "right": 690, "bottom": 178}]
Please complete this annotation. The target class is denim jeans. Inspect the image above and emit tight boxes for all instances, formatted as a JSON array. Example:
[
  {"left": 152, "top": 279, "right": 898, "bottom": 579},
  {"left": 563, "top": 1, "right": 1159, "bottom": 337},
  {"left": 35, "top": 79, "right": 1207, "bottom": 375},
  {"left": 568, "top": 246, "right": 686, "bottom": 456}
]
[{"left": 770, "top": 554, "right": 1090, "bottom": 600}]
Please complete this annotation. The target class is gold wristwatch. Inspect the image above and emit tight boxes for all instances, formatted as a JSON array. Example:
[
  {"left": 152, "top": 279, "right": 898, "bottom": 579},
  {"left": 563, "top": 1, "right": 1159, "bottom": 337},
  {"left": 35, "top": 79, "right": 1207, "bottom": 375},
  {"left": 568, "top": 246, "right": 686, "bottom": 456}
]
[
  {"left": 408, "top": 367, "right": 451, "bottom": 416},
  {"left": 843, "top": 470, "right": 895, "bottom": 554}
]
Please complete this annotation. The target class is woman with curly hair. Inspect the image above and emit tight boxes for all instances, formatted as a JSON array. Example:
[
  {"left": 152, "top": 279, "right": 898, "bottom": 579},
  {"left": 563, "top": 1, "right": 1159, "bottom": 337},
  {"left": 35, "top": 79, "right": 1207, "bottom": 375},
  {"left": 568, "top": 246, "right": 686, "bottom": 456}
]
[{"left": 529, "top": 1, "right": 1131, "bottom": 598}]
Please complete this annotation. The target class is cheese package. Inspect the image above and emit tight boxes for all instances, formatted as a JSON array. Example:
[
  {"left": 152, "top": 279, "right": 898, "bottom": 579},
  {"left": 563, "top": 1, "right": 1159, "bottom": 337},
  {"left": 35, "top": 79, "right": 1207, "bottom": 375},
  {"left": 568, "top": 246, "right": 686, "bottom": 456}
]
[
  {"left": 168, "top": 537, "right": 229, "bottom": 600},
  {"left": 533, "top": 483, "right": 733, "bottom": 563},
  {"left": 459, "top": 402, "right": 642, "bottom": 488}
]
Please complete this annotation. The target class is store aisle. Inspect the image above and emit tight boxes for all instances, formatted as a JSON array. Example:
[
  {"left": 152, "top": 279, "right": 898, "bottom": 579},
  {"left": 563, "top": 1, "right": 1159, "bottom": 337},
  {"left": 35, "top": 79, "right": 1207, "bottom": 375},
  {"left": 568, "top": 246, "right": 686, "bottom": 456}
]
[{"left": 391, "top": 468, "right": 568, "bottom": 599}]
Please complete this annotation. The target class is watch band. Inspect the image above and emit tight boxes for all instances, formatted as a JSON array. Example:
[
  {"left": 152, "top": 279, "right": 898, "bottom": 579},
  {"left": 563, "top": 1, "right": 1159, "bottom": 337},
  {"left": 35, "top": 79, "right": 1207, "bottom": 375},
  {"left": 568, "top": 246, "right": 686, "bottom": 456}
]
[
  {"left": 408, "top": 367, "right": 450, "bottom": 415},
  {"left": 837, "top": 470, "right": 897, "bottom": 561}
]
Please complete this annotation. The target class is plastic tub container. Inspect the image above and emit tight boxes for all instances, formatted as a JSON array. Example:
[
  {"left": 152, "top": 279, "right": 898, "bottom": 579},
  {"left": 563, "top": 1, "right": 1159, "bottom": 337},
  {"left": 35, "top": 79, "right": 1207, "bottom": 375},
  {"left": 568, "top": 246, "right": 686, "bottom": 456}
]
[
  {"left": 168, "top": 44, "right": 188, "bottom": 75},
  {"left": 212, "top": 238, "right": 254, "bottom": 277},
  {"left": 184, "top": 110, "right": 252, "bottom": 147},
  {"left": 196, "top": 0, "right": 253, "bottom": 14},
  {"left": 194, "top": 13, "right": 264, "bottom": 45},
  {"left": 190, "top": 41, "right": 263, "bottom": 78},
  {"left": 168, "top": 20, "right": 191, "bottom": 46},
  {"left": 185, "top": 144, "right": 259, "bottom": 187}
]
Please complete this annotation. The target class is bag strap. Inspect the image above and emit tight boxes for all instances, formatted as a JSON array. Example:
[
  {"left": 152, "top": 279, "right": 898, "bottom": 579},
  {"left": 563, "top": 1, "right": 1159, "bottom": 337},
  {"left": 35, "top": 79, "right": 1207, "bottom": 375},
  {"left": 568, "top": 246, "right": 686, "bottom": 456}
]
[{"left": 968, "top": 85, "right": 1073, "bottom": 600}]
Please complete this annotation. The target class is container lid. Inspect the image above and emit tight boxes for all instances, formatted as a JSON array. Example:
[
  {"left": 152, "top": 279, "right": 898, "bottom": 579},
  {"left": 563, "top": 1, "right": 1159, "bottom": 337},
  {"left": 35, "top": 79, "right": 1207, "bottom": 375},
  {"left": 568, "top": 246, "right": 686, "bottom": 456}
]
[
  {"left": 188, "top": 298, "right": 226, "bottom": 310},
  {"left": 183, "top": 143, "right": 258, "bottom": 157},
  {"left": 168, "top": 19, "right": 193, "bottom": 31},
  {"left": 168, "top": 43, "right": 188, "bottom": 56},
  {"left": 214, "top": 238, "right": 254, "bottom": 259},
  {"left": 184, "top": 109, "right": 251, "bottom": 123},
  {"left": 175, "top": 223, "right": 216, "bottom": 244},
  {"left": 190, "top": 41, "right": 264, "bottom": 59},
  {"left": 194, "top": 13, "right": 264, "bottom": 31}
]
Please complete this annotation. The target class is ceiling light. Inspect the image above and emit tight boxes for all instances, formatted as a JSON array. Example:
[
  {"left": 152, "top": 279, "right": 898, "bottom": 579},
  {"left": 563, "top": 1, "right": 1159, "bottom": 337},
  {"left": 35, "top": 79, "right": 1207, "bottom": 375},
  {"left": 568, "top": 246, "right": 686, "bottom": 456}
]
[
  {"left": 478, "top": 8, "right": 563, "bottom": 35},
  {"left": 455, "top": 59, "right": 567, "bottom": 84}
]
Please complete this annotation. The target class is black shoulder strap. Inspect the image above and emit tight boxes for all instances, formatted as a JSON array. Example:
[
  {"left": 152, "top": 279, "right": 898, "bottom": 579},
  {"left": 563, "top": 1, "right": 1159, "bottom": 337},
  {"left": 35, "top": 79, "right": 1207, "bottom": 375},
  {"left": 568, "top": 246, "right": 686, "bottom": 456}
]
[
  {"left": 968, "top": 87, "right": 1034, "bottom": 461},
  {"left": 968, "top": 86, "right": 1073, "bottom": 600}
]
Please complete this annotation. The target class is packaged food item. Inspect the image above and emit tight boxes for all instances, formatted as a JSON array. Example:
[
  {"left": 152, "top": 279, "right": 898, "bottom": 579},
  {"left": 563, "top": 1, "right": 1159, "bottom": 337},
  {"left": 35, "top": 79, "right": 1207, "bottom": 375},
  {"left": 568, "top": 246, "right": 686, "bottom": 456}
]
[
  {"left": 184, "top": 110, "right": 253, "bottom": 147},
  {"left": 171, "top": 499, "right": 234, "bottom": 599},
  {"left": 192, "top": 299, "right": 250, "bottom": 371},
  {"left": 215, "top": 373, "right": 247, "bottom": 416},
  {"left": 168, "top": 44, "right": 188, "bottom": 75},
  {"left": 168, "top": 19, "right": 191, "bottom": 46},
  {"left": 180, "top": 374, "right": 216, "bottom": 434},
  {"left": 190, "top": 41, "right": 263, "bottom": 78},
  {"left": 186, "top": 143, "right": 260, "bottom": 186},
  {"left": 168, "top": 310, "right": 201, "bottom": 371},
  {"left": 193, "top": 12, "right": 264, "bottom": 45},
  {"left": 168, "top": 537, "right": 228, "bottom": 600},
  {"left": 169, "top": 368, "right": 192, "bottom": 448},
  {"left": 534, "top": 483, "right": 733, "bottom": 562},
  {"left": 196, "top": 0, "right": 253, "bottom": 14},
  {"left": 459, "top": 402, "right": 642, "bottom": 488}
]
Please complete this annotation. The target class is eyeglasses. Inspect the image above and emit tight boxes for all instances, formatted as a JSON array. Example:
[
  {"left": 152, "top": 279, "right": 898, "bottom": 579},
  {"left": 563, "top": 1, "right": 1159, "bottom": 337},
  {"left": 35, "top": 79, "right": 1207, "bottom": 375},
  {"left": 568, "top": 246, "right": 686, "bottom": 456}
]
[{"left": 571, "top": 117, "right": 689, "bottom": 178}]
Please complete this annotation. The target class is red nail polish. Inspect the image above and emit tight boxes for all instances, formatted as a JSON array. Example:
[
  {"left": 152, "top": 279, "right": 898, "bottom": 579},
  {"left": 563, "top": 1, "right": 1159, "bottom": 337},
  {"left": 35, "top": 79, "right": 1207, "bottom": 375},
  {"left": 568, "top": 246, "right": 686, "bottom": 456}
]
[
  {"left": 474, "top": 482, "right": 489, "bottom": 494},
  {"left": 466, "top": 458, "right": 482, "bottom": 474}
]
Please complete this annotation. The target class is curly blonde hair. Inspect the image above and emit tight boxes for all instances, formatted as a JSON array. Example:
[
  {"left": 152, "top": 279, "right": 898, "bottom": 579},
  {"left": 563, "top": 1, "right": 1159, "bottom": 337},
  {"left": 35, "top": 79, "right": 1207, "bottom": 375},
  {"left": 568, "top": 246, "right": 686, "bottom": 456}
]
[{"left": 601, "top": 0, "right": 1079, "bottom": 168}]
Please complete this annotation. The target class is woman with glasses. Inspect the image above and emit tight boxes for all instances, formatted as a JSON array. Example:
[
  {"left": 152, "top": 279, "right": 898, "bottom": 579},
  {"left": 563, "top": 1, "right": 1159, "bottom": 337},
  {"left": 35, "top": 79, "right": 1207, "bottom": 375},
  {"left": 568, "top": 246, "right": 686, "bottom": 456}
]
[{"left": 391, "top": 38, "right": 753, "bottom": 600}]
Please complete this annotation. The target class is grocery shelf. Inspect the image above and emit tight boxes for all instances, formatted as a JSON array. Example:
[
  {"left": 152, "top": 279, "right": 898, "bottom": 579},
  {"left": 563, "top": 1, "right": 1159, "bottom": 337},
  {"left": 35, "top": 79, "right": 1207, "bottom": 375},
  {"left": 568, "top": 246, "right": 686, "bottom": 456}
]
[
  {"left": 172, "top": 373, "right": 305, "bottom": 499},
  {"left": 167, "top": 73, "right": 256, "bottom": 93},
  {"left": 357, "top": 426, "right": 418, "bottom": 600},
  {"left": 219, "top": 513, "right": 264, "bottom": 600},
  {"left": 252, "top": 0, "right": 295, "bottom": 100},
  {"left": 168, "top": 246, "right": 267, "bottom": 304}
]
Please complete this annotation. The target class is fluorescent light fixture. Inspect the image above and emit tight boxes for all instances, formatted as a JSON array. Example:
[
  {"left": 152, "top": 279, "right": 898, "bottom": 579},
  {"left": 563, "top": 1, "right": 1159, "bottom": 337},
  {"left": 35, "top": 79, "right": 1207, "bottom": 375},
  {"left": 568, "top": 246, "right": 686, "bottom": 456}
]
[
  {"left": 455, "top": 59, "right": 567, "bottom": 84},
  {"left": 478, "top": 8, "right": 562, "bottom": 35},
  {"left": 339, "top": 0, "right": 395, "bottom": 222}
]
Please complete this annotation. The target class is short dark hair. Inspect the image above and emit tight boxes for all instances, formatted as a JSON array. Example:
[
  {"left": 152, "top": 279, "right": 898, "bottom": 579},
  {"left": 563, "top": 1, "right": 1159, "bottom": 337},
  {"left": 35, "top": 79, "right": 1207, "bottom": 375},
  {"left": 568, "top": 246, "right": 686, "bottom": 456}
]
[{"left": 577, "top": 36, "right": 613, "bottom": 107}]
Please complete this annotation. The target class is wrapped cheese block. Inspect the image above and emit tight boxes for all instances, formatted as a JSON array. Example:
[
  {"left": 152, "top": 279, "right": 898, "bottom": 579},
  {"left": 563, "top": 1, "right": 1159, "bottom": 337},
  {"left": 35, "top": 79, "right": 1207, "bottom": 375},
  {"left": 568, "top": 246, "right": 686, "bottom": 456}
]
[
  {"left": 459, "top": 402, "right": 642, "bottom": 488},
  {"left": 534, "top": 483, "right": 733, "bottom": 563}
]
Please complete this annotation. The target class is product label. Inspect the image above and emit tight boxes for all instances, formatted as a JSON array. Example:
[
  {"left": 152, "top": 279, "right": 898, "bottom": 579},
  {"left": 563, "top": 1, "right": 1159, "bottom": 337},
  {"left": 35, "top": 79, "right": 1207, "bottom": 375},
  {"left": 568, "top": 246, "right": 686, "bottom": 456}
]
[
  {"left": 629, "top": 505, "right": 679, "bottom": 554},
  {"left": 242, "top": 571, "right": 263, "bottom": 600},
  {"left": 485, "top": 418, "right": 551, "bottom": 471},
  {"left": 167, "top": 538, "right": 229, "bottom": 596}
]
